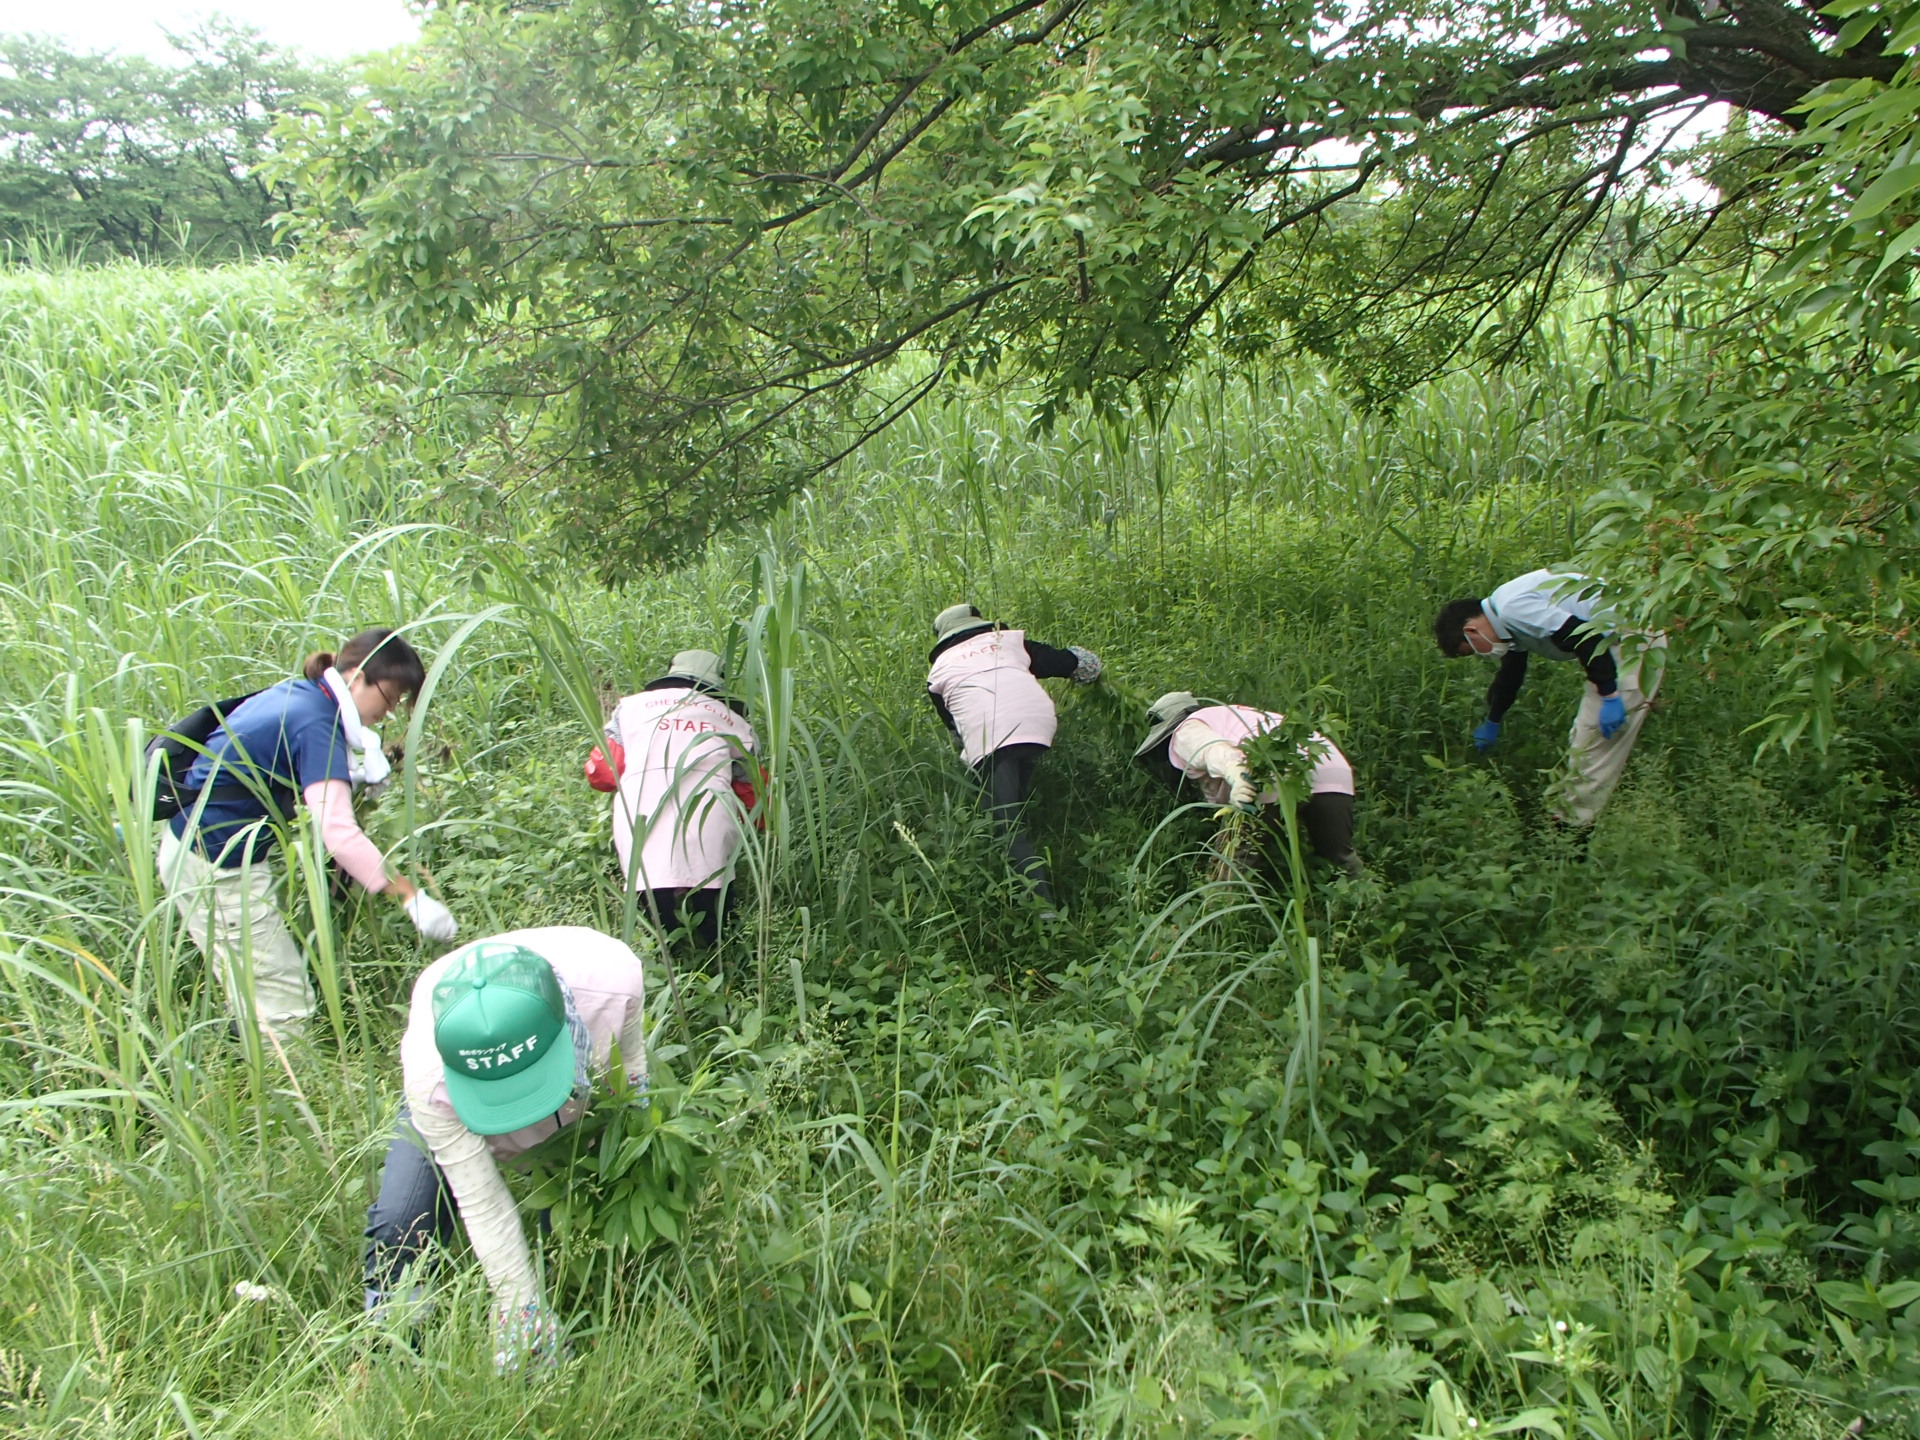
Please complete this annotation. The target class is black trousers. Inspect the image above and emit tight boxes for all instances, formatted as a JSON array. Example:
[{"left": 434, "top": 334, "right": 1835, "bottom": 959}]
[
  {"left": 1247, "top": 793, "right": 1361, "bottom": 879},
  {"left": 646, "top": 885, "right": 727, "bottom": 950},
  {"left": 974, "top": 743, "right": 1053, "bottom": 902}
]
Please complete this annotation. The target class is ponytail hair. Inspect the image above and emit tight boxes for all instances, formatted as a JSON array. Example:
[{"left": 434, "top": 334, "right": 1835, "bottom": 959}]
[{"left": 300, "top": 628, "right": 428, "bottom": 701}]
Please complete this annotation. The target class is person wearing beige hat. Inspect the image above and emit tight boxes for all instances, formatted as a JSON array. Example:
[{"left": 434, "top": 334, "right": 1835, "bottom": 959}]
[
  {"left": 1135, "top": 692, "right": 1362, "bottom": 875},
  {"left": 584, "top": 649, "right": 759, "bottom": 950},
  {"left": 926, "top": 603, "right": 1102, "bottom": 912}
]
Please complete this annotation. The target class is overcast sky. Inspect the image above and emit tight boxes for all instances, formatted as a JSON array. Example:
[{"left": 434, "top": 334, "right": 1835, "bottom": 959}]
[{"left": 0, "top": 0, "right": 420, "bottom": 60}]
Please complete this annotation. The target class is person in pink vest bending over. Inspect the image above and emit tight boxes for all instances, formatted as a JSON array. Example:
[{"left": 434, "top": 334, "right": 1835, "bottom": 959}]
[
  {"left": 584, "top": 649, "right": 758, "bottom": 953},
  {"left": 926, "top": 603, "right": 1102, "bottom": 913},
  {"left": 363, "top": 927, "right": 647, "bottom": 1372},
  {"left": 1134, "top": 692, "right": 1363, "bottom": 876}
]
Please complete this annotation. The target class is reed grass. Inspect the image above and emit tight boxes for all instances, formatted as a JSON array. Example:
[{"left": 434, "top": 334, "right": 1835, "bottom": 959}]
[{"left": 2, "top": 259, "right": 1918, "bottom": 1437}]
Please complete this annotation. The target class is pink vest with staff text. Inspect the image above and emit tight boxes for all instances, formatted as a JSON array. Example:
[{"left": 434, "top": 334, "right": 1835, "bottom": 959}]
[
  {"left": 927, "top": 628, "right": 1058, "bottom": 767},
  {"left": 1170, "top": 704, "right": 1355, "bottom": 805},
  {"left": 606, "top": 686, "right": 758, "bottom": 892}
]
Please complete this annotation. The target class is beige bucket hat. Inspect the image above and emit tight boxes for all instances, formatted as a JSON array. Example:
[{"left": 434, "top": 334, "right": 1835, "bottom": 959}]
[
  {"left": 1133, "top": 690, "right": 1202, "bottom": 760},
  {"left": 932, "top": 603, "right": 986, "bottom": 643},
  {"left": 659, "top": 648, "right": 726, "bottom": 691}
]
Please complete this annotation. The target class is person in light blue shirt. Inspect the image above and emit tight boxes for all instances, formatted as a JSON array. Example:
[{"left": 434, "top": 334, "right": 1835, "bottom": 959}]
[{"left": 1433, "top": 570, "right": 1664, "bottom": 826}]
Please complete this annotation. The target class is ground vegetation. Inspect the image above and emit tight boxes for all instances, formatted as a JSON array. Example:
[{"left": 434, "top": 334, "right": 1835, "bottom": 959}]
[{"left": 2, "top": 260, "right": 1919, "bottom": 1437}]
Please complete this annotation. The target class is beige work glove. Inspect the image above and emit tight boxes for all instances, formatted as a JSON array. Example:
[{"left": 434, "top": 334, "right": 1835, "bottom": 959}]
[{"left": 1208, "top": 746, "right": 1260, "bottom": 810}]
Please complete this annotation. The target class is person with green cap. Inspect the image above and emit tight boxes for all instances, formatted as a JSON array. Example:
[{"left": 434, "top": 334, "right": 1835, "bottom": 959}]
[
  {"left": 1135, "top": 693, "right": 1362, "bottom": 875},
  {"left": 584, "top": 648, "right": 758, "bottom": 951},
  {"left": 362, "top": 926, "right": 647, "bottom": 1370},
  {"left": 925, "top": 603, "right": 1102, "bottom": 912}
]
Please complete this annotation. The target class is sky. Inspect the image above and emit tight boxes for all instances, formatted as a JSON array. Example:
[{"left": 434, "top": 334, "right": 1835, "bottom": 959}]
[{"left": 0, "top": 0, "right": 420, "bottom": 60}]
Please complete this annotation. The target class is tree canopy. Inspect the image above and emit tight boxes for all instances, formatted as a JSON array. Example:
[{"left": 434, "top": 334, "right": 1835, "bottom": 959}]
[
  {"left": 280, "top": 0, "right": 1909, "bottom": 573},
  {"left": 0, "top": 25, "right": 346, "bottom": 260},
  {"left": 278, "top": 0, "right": 1920, "bottom": 747}
]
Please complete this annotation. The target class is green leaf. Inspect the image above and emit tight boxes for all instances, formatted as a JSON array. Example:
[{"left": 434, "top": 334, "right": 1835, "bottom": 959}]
[
  {"left": 1872, "top": 216, "right": 1920, "bottom": 281},
  {"left": 1849, "top": 161, "right": 1920, "bottom": 220},
  {"left": 1489, "top": 1408, "right": 1566, "bottom": 1438}
]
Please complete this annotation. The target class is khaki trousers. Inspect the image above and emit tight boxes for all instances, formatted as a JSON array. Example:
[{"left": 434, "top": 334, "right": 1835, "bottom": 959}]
[
  {"left": 156, "top": 825, "right": 315, "bottom": 1040},
  {"left": 1549, "top": 639, "right": 1666, "bottom": 827}
]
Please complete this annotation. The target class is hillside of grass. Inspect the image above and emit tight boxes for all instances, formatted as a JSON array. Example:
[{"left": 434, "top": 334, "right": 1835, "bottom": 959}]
[{"left": 4, "top": 261, "right": 1920, "bottom": 1438}]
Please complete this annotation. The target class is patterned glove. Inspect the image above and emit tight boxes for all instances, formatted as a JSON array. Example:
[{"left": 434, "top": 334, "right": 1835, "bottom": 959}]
[
  {"left": 494, "top": 1299, "right": 564, "bottom": 1376},
  {"left": 1067, "top": 647, "right": 1103, "bottom": 685}
]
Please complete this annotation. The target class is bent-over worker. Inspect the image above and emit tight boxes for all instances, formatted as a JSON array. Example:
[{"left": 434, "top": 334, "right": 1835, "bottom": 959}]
[
  {"left": 1136, "top": 693, "right": 1362, "bottom": 875},
  {"left": 362, "top": 927, "right": 648, "bottom": 1370},
  {"left": 1433, "top": 568, "right": 1664, "bottom": 826},
  {"left": 157, "top": 627, "right": 458, "bottom": 1041},
  {"left": 926, "top": 603, "right": 1101, "bottom": 913},
  {"left": 585, "top": 649, "right": 758, "bottom": 951}
]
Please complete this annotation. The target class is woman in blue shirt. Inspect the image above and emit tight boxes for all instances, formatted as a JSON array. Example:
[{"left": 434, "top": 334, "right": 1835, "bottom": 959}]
[{"left": 156, "top": 627, "right": 460, "bottom": 1041}]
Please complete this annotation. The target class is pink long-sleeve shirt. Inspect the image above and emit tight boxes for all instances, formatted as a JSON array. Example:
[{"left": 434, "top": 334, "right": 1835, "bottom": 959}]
[{"left": 302, "top": 779, "right": 389, "bottom": 891}]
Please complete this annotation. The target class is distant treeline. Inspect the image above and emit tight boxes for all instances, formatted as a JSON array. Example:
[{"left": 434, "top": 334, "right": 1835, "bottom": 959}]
[{"left": 0, "top": 24, "right": 347, "bottom": 262}]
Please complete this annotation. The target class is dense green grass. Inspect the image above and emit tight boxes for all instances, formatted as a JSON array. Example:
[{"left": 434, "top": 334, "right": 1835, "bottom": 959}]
[{"left": 4, "top": 260, "right": 1920, "bottom": 1438}]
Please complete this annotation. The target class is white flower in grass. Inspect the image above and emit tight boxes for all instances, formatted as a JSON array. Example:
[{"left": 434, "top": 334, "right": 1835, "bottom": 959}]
[{"left": 233, "top": 1281, "right": 273, "bottom": 1303}]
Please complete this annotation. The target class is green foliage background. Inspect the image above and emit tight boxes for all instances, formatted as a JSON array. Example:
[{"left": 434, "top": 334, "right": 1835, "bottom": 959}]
[
  {"left": 3, "top": 260, "right": 1920, "bottom": 1437},
  {"left": 0, "top": 25, "right": 344, "bottom": 261}
]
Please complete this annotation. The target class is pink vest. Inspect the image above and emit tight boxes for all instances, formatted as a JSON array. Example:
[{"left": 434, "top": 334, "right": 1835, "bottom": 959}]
[
  {"left": 1170, "top": 705, "right": 1354, "bottom": 804},
  {"left": 401, "top": 926, "right": 647, "bottom": 1162},
  {"left": 607, "top": 686, "right": 758, "bottom": 891},
  {"left": 926, "top": 628, "right": 1058, "bottom": 767}
]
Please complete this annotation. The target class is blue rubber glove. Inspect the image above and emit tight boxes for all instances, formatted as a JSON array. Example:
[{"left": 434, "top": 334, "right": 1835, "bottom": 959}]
[
  {"left": 1597, "top": 694, "right": 1627, "bottom": 739},
  {"left": 1472, "top": 719, "right": 1502, "bottom": 751}
]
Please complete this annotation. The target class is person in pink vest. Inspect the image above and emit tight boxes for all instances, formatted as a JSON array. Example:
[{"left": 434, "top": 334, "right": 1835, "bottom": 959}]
[
  {"left": 362, "top": 927, "right": 647, "bottom": 1372},
  {"left": 583, "top": 649, "right": 758, "bottom": 952},
  {"left": 926, "top": 603, "right": 1102, "bottom": 911},
  {"left": 1134, "top": 692, "right": 1363, "bottom": 875}
]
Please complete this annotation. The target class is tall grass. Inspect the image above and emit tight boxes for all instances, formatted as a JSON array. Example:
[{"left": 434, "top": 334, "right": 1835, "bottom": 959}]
[{"left": 2, "top": 260, "right": 1919, "bottom": 1438}]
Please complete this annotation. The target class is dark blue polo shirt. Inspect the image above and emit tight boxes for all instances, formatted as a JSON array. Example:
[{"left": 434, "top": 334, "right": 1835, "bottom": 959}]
[{"left": 166, "top": 678, "right": 351, "bottom": 867}]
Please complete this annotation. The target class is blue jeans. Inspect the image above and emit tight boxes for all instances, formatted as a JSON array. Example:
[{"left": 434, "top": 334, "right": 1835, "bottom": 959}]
[{"left": 362, "top": 1109, "right": 457, "bottom": 1311}]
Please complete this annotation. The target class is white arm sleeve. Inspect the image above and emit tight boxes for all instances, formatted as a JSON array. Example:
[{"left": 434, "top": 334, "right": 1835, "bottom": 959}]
[
  {"left": 1177, "top": 721, "right": 1250, "bottom": 787},
  {"left": 618, "top": 997, "right": 648, "bottom": 1088},
  {"left": 410, "top": 1097, "right": 539, "bottom": 1312}
]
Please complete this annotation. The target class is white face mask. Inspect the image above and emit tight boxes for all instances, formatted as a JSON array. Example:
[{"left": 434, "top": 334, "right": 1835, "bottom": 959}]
[{"left": 1483, "top": 640, "right": 1512, "bottom": 659}]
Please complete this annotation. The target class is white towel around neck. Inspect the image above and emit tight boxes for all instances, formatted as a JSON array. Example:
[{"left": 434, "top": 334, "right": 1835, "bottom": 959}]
[{"left": 320, "top": 666, "right": 393, "bottom": 788}]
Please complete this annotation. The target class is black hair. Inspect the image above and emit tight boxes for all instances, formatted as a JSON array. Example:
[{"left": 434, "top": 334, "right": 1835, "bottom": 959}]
[
  {"left": 1433, "top": 598, "right": 1484, "bottom": 657},
  {"left": 302, "top": 628, "right": 428, "bottom": 700}
]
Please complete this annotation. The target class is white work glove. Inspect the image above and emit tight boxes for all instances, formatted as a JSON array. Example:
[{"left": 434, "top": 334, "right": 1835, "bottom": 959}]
[
  {"left": 1067, "top": 646, "right": 1103, "bottom": 685},
  {"left": 405, "top": 891, "right": 459, "bottom": 943},
  {"left": 1209, "top": 746, "right": 1261, "bottom": 810}
]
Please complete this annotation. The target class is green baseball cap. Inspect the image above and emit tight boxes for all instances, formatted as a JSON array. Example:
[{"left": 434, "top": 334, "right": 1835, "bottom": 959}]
[{"left": 432, "top": 942, "right": 576, "bottom": 1135}]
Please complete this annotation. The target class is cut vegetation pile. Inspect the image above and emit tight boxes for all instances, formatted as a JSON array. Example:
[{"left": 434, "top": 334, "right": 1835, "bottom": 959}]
[{"left": 3, "top": 262, "right": 1920, "bottom": 1438}]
